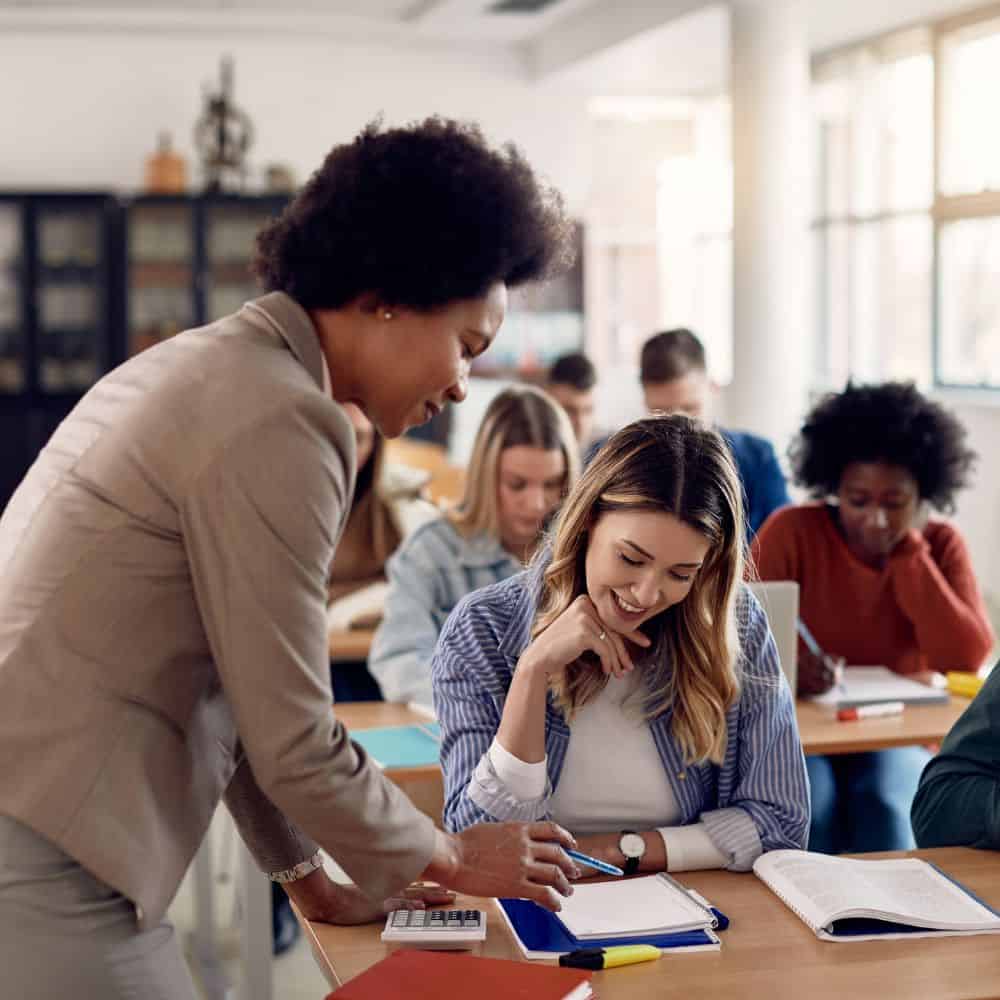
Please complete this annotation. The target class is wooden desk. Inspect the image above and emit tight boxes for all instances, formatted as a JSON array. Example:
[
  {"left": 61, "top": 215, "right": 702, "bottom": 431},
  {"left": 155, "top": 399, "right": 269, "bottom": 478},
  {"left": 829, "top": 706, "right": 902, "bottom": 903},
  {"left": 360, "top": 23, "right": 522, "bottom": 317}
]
[
  {"left": 302, "top": 847, "right": 1000, "bottom": 999},
  {"left": 797, "top": 695, "right": 971, "bottom": 756},
  {"left": 328, "top": 628, "right": 374, "bottom": 663},
  {"left": 335, "top": 696, "right": 973, "bottom": 761}
]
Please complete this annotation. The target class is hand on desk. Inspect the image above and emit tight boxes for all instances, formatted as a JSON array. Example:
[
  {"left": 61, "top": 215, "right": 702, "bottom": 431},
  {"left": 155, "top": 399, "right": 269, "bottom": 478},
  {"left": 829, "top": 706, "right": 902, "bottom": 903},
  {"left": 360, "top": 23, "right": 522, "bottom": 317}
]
[{"left": 285, "top": 868, "right": 456, "bottom": 926}]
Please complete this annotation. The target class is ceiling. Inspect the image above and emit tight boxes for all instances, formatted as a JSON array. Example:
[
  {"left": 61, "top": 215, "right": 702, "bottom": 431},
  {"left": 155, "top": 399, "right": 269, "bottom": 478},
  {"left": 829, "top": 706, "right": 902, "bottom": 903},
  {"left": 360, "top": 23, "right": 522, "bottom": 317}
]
[{"left": 0, "top": 0, "right": 988, "bottom": 94}]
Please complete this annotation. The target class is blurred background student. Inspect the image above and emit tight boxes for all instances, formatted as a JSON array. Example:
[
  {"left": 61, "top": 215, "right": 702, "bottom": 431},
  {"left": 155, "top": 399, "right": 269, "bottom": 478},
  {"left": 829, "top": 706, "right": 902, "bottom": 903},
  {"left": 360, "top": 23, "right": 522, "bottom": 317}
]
[
  {"left": 639, "top": 329, "right": 790, "bottom": 537},
  {"left": 325, "top": 403, "right": 438, "bottom": 703},
  {"left": 369, "top": 385, "right": 579, "bottom": 706},
  {"left": 755, "top": 381, "right": 995, "bottom": 854},
  {"left": 545, "top": 351, "right": 598, "bottom": 456}
]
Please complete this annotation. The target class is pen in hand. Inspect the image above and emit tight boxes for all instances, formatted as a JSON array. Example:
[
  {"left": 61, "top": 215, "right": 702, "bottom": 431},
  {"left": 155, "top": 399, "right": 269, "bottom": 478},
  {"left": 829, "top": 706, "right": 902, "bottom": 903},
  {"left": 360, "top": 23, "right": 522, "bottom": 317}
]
[
  {"left": 564, "top": 848, "right": 624, "bottom": 877},
  {"left": 797, "top": 619, "right": 846, "bottom": 694}
]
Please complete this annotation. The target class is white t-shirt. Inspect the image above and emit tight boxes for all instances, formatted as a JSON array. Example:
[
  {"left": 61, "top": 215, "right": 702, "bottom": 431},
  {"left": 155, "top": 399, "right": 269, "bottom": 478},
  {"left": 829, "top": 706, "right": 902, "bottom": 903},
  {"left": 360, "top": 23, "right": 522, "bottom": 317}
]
[{"left": 490, "top": 672, "right": 728, "bottom": 871}]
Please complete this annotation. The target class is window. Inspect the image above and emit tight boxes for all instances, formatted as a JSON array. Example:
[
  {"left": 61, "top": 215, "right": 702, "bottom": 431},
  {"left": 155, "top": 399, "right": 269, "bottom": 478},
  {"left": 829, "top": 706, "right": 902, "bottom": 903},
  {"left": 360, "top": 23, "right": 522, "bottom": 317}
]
[
  {"left": 812, "top": 33, "right": 933, "bottom": 387},
  {"left": 935, "top": 10, "right": 1000, "bottom": 389},
  {"left": 813, "top": 7, "right": 1000, "bottom": 392}
]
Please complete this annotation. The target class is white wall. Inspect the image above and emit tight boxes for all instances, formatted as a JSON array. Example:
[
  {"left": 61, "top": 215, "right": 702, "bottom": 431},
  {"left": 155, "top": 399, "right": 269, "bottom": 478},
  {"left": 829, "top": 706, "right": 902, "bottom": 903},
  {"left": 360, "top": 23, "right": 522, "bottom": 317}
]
[{"left": 0, "top": 28, "right": 592, "bottom": 209}]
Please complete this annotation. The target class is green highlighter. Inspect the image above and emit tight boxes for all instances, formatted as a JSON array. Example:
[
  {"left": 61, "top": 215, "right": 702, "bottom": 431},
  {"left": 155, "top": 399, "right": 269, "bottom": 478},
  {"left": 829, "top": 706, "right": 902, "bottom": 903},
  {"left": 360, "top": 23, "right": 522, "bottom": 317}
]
[{"left": 559, "top": 944, "right": 661, "bottom": 970}]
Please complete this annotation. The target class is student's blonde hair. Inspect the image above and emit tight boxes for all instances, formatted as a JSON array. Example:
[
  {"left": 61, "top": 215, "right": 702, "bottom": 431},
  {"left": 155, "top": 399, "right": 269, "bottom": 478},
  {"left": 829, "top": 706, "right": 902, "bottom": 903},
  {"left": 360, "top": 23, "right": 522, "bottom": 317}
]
[
  {"left": 448, "top": 385, "right": 580, "bottom": 541},
  {"left": 535, "top": 415, "right": 745, "bottom": 765}
]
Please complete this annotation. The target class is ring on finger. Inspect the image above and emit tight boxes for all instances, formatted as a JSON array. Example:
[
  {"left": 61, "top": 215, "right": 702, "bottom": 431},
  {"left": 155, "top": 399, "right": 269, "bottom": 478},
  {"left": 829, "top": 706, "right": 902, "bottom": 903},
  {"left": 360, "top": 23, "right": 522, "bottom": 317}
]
[{"left": 598, "top": 630, "right": 606, "bottom": 641}]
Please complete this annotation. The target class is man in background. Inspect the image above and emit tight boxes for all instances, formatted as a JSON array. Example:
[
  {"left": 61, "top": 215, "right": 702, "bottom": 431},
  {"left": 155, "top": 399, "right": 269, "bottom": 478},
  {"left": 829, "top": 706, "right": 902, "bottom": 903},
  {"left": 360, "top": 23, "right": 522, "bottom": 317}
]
[
  {"left": 546, "top": 351, "right": 597, "bottom": 453},
  {"left": 640, "top": 328, "right": 789, "bottom": 537}
]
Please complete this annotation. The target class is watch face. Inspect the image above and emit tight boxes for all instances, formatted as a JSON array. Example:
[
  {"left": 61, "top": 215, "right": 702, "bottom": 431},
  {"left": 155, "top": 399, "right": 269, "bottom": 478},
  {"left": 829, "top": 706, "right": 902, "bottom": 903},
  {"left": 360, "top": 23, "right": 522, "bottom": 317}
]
[{"left": 619, "top": 832, "right": 645, "bottom": 859}]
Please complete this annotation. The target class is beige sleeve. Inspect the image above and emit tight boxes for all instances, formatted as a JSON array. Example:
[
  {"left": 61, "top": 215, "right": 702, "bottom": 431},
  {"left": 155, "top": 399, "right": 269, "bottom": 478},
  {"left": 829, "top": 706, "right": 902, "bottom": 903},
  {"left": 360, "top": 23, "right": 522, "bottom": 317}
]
[{"left": 183, "top": 395, "right": 436, "bottom": 902}]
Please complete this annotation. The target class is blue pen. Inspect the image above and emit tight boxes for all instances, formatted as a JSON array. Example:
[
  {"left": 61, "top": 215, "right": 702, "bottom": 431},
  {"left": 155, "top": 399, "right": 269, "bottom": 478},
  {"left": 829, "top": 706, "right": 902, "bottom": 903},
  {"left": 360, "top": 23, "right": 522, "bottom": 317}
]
[{"left": 565, "top": 848, "right": 624, "bottom": 877}]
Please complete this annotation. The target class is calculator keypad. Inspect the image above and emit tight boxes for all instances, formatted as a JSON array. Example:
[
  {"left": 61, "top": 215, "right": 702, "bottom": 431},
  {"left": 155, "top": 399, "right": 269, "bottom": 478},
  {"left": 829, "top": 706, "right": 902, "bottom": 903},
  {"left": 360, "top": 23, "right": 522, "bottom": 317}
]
[{"left": 388, "top": 908, "right": 482, "bottom": 929}]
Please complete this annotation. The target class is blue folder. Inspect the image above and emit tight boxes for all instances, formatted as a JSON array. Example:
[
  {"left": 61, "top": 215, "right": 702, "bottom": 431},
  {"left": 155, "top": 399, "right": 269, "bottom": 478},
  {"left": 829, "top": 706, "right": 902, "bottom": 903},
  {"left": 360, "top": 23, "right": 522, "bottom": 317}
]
[
  {"left": 350, "top": 723, "right": 441, "bottom": 769},
  {"left": 496, "top": 897, "right": 724, "bottom": 957}
]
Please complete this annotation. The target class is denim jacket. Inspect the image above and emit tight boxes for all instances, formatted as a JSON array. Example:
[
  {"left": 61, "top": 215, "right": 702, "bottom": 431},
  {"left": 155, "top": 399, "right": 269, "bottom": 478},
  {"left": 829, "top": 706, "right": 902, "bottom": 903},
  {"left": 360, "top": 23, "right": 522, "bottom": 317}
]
[
  {"left": 368, "top": 517, "right": 522, "bottom": 704},
  {"left": 431, "top": 564, "right": 810, "bottom": 871}
]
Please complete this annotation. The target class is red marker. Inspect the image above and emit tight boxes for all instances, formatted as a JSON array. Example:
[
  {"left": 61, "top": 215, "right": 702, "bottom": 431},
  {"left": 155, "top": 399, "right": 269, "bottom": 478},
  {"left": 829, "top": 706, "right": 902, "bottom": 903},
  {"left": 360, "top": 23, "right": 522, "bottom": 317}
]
[{"left": 837, "top": 701, "right": 905, "bottom": 721}]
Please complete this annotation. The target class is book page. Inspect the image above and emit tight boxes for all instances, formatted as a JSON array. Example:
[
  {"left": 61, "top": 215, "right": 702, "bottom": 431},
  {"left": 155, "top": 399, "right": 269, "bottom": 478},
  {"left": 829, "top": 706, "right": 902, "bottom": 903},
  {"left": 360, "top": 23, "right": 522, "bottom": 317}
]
[
  {"left": 555, "top": 875, "right": 709, "bottom": 939},
  {"left": 841, "top": 861, "right": 1000, "bottom": 928},
  {"left": 755, "top": 851, "right": 1000, "bottom": 931}
]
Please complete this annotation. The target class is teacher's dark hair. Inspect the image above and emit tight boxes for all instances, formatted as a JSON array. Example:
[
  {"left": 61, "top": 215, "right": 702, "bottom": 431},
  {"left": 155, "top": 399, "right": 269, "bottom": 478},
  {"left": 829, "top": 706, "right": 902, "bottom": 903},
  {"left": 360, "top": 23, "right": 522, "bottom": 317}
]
[{"left": 253, "top": 116, "right": 575, "bottom": 310}]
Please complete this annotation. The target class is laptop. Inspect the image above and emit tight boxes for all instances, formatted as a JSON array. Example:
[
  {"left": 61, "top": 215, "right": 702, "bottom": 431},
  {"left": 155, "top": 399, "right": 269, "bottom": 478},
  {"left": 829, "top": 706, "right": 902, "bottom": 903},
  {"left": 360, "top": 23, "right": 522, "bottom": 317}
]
[{"left": 746, "top": 581, "right": 799, "bottom": 694}]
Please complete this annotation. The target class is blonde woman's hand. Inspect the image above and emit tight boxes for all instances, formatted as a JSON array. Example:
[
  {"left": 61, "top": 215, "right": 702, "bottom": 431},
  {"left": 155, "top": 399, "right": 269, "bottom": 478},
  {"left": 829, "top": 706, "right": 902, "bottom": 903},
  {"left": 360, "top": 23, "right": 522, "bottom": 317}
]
[{"left": 519, "top": 594, "right": 650, "bottom": 681}]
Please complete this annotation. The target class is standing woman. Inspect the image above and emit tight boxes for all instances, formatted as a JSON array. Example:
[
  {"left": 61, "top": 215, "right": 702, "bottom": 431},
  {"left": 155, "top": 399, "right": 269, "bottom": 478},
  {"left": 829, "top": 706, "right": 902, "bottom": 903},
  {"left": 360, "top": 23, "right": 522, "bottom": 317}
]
[
  {"left": 370, "top": 385, "right": 580, "bottom": 705},
  {"left": 755, "top": 381, "right": 995, "bottom": 854},
  {"left": 0, "top": 118, "right": 579, "bottom": 999},
  {"left": 434, "top": 417, "right": 808, "bottom": 873}
]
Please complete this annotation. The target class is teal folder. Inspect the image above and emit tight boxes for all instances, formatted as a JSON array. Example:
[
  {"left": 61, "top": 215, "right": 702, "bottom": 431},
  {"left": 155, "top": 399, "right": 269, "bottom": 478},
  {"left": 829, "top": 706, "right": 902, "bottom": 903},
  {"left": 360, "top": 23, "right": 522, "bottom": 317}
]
[{"left": 350, "top": 723, "right": 441, "bottom": 769}]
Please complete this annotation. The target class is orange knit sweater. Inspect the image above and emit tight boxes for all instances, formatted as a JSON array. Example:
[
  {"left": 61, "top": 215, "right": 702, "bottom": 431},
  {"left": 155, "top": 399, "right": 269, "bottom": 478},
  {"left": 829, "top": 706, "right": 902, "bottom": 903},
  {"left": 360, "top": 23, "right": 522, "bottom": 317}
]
[{"left": 753, "top": 503, "right": 994, "bottom": 675}]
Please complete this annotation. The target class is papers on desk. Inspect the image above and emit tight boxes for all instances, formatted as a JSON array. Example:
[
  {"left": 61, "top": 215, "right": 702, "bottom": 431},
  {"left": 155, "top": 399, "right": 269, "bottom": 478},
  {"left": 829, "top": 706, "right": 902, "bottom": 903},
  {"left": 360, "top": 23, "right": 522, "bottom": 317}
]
[
  {"left": 495, "top": 897, "right": 720, "bottom": 960},
  {"left": 810, "top": 666, "right": 948, "bottom": 710},
  {"left": 754, "top": 850, "right": 1000, "bottom": 942},
  {"left": 556, "top": 874, "right": 718, "bottom": 939}
]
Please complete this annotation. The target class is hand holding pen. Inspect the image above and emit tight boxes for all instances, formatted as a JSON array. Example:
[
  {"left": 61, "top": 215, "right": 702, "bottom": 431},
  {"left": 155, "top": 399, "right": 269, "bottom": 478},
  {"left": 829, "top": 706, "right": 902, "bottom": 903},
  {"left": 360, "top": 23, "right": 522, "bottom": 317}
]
[{"left": 796, "top": 620, "right": 846, "bottom": 697}]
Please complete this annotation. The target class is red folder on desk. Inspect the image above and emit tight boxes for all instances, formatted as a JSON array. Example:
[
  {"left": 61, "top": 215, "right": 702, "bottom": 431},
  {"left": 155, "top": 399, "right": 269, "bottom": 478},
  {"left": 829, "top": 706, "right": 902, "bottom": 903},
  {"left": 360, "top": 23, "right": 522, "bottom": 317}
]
[{"left": 323, "top": 950, "right": 592, "bottom": 999}]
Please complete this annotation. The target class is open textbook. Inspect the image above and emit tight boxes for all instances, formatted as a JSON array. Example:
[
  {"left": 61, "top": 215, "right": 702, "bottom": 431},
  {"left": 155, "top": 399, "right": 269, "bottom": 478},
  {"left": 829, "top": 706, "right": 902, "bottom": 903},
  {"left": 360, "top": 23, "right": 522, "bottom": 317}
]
[{"left": 753, "top": 850, "right": 1000, "bottom": 941}]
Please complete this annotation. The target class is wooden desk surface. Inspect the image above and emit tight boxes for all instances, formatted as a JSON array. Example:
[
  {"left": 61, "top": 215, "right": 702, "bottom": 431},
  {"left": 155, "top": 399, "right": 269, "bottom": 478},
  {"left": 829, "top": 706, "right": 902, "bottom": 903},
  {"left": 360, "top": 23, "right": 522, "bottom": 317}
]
[
  {"left": 303, "top": 847, "right": 1000, "bottom": 999},
  {"left": 334, "top": 697, "right": 973, "bottom": 761},
  {"left": 328, "top": 628, "right": 375, "bottom": 663},
  {"left": 797, "top": 695, "right": 970, "bottom": 755}
]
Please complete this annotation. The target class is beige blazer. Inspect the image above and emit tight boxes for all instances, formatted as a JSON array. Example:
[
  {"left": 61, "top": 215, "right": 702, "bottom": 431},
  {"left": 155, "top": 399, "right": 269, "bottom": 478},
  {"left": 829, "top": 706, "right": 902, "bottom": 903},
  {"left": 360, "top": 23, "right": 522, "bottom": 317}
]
[{"left": 0, "top": 293, "right": 436, "bottom": 928}]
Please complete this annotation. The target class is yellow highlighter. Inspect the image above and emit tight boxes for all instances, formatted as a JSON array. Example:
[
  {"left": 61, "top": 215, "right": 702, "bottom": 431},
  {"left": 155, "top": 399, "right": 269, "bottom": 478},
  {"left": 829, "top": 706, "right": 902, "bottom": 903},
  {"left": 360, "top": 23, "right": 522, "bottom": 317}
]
[
  {"left": 559, "top": 944, "right": 661, "bottom": 970},
  {"left": 947, "top": 672, "right": 984, "bottom": 698}
]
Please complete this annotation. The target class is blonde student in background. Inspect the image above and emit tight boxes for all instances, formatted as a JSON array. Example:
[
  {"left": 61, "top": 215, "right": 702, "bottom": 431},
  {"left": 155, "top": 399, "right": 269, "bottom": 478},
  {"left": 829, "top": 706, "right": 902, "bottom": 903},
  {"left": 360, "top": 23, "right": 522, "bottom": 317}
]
[
  {"left": 433, "top": 416, "right": 809, "bottom": 876},
  {"left": 370, "top": 385, "right": 580, "bottom": 706}
]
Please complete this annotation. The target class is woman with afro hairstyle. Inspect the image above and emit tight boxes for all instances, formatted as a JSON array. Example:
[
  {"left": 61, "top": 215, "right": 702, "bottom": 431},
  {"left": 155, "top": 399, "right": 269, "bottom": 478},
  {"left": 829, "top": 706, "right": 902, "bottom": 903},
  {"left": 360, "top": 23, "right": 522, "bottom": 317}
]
[
  {"left": 0, "top": 117, "right": 580, "bottom": 998},
  {"left": 754, "top": 381, "right": 994, "bottom": 855}
]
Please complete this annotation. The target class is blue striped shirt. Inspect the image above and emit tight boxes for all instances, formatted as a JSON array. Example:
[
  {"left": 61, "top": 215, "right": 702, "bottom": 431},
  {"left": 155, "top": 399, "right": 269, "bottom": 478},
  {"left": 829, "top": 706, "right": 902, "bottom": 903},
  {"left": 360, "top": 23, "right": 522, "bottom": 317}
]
[
  {"left": 369, "top": 517, "right": 522, "bottom": 704},
  {"left": 431, "top": 564, "right": 810, "bottom": 871}
]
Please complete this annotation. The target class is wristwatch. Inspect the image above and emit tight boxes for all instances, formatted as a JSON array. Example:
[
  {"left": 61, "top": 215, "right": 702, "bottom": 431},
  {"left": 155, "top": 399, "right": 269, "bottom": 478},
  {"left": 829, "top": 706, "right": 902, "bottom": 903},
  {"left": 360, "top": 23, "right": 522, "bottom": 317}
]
[{"left": 618, "top": 830, "right": 645, "bottom": 876}]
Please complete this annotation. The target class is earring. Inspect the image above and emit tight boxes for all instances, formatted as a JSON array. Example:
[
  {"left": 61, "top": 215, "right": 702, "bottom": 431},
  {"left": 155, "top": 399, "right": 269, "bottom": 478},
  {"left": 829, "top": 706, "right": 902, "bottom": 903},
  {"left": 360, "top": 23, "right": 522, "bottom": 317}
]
[{"left": 382, "top": 310, "right": 394, "bottom": 320}]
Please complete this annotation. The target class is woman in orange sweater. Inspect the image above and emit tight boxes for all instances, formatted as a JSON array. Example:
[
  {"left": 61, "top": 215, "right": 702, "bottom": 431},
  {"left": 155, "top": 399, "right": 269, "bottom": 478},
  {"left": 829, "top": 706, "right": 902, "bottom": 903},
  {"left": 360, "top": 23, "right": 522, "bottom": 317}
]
[{"left": 754, "top": 381, "right": 994, "bottom": 854}]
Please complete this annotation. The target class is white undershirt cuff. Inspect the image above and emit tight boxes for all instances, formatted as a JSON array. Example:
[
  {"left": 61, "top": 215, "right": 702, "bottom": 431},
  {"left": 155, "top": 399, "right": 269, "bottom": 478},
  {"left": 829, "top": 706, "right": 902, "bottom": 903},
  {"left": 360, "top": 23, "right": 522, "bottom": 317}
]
[
  {"left": 488, "top": 737, "right": 547, "bottom": 802},
  {"left": 657, "top": 822, "right": 730, "bottom": 872}
]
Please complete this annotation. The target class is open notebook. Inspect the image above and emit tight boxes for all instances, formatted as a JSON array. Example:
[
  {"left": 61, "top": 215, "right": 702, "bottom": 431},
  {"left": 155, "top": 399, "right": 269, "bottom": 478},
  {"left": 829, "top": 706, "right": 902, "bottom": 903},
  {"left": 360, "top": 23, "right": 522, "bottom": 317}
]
[
  {"left": 810, "top": 666, "right": 949, "bottom": 710},
  {"left": 554, "top": 874, "right": 718, "bottom": 939},
  {"left": 754, "top": 850, "right": 1000, "bottom": 941}
]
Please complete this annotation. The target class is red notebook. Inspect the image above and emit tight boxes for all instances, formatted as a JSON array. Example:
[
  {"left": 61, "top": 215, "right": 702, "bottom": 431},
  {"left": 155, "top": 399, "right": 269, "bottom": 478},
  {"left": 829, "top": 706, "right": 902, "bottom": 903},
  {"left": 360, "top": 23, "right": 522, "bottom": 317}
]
[{"left": 324, "top": 950, "right": 592, "bottom": 999}]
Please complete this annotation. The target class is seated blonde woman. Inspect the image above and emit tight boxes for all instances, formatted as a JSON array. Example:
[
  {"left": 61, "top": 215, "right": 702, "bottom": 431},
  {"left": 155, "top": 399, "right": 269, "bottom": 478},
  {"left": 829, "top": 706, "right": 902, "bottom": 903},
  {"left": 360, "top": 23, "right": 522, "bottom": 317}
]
[
  {"left": 369, "top": 385, "right": 579, "bottom": 706},
  {"left": 433, "top": 416, "right": 808, "bottom": 874},
  {"left": 327, "top": 402, "right": 439, "bottom": 702}
]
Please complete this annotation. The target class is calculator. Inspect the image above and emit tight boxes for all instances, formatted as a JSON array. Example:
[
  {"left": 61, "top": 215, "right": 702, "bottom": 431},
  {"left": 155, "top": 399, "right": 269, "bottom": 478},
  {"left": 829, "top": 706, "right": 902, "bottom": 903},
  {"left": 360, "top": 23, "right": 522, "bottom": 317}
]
[{"left": 380, "top": 908, "right": 487, "bottom": 950}]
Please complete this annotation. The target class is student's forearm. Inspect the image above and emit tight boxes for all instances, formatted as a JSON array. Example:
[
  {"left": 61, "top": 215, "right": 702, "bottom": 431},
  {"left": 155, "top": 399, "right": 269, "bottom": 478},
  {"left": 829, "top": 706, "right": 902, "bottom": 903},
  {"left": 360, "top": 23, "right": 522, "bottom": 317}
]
[
  {"left": 890, "top": 548, "right": 993, "bottom": 669},
  {"left": 495, "top": 662, "right": 550, "bottom": 762},
  {"left": 573, "top": 831, "right": 668, "bottom": 873}
]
